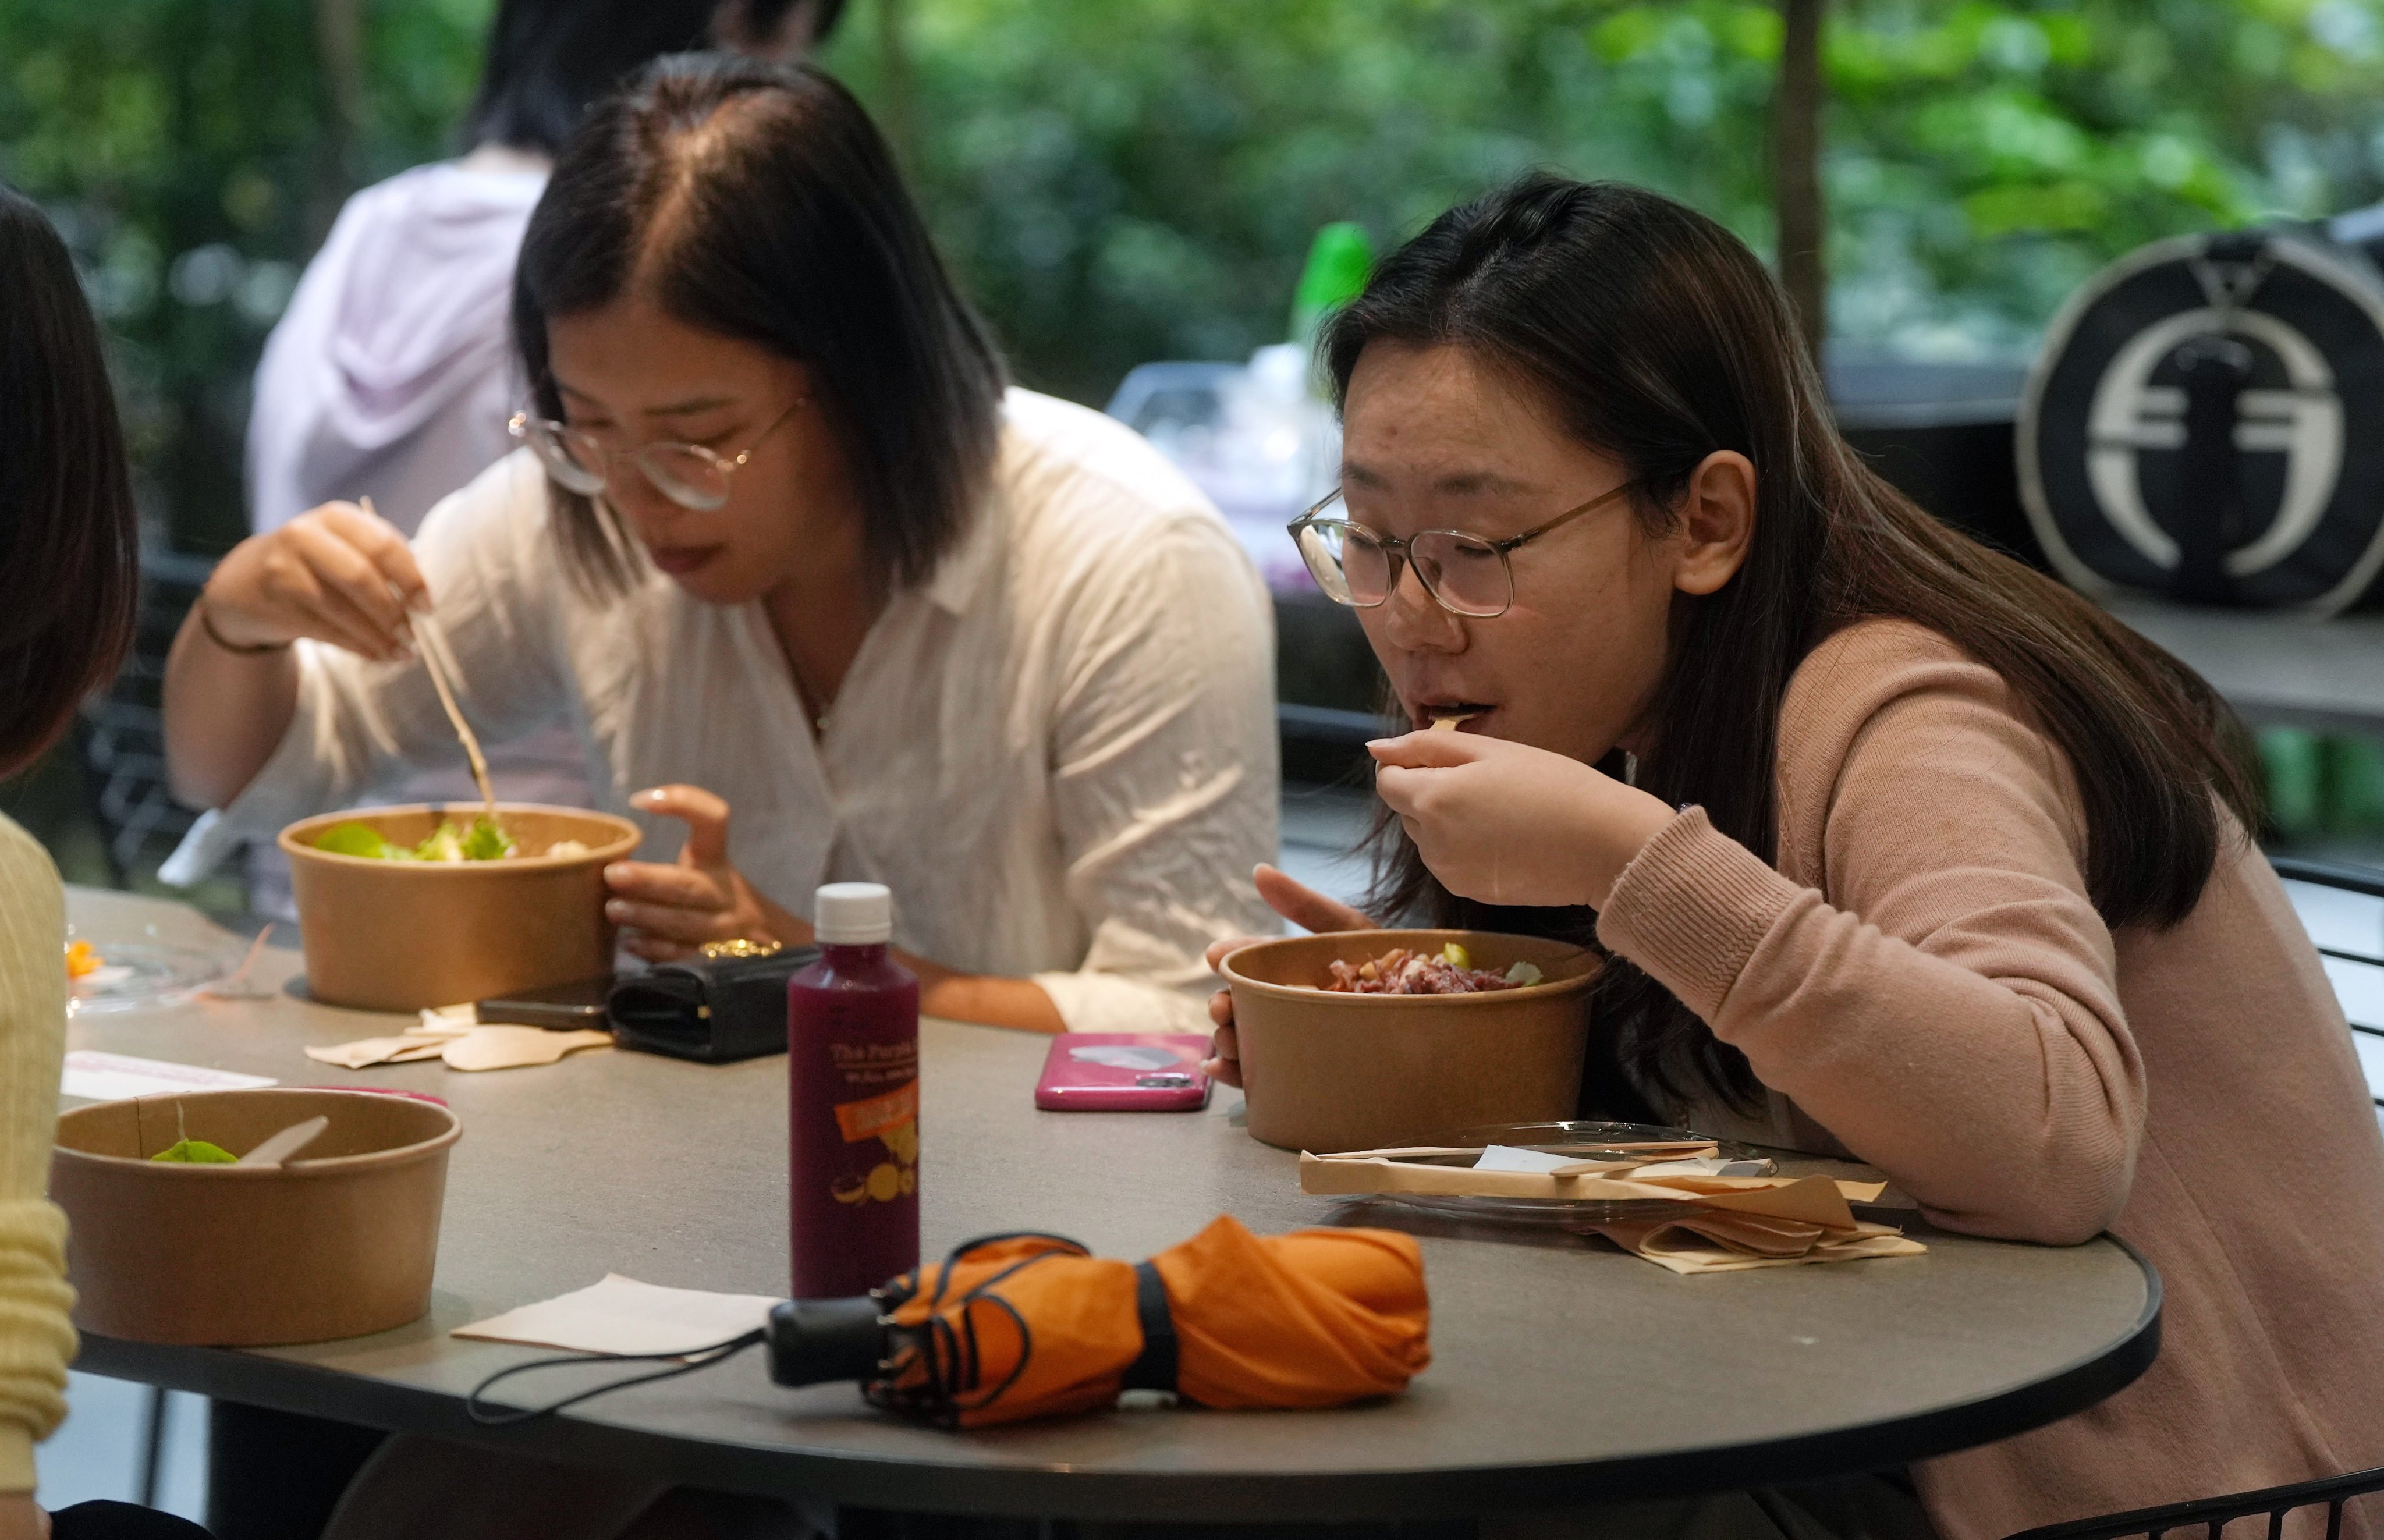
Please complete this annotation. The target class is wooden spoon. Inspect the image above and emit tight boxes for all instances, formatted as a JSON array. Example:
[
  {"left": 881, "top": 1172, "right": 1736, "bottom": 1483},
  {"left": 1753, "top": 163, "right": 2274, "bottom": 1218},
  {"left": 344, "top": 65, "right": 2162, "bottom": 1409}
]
[{"left": 237, "top": 1115, "right": 329, "bottom": 1169}]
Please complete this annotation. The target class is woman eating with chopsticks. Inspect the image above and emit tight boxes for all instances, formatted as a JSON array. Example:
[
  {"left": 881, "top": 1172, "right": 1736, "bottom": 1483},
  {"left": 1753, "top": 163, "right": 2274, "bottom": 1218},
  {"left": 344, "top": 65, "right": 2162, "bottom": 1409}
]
[
  {"left": 1202, "top": 176, "right": 2384, "bottom": 1539},
  {"left": 163, "top": 54, "right": 1277, "bottom": 1037}
]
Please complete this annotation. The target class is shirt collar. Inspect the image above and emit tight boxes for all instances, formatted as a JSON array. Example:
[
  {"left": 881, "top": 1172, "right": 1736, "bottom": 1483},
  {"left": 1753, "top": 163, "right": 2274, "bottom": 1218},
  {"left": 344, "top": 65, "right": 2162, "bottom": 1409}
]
[{"left": 923, "top": 482, "right": 1003, "bottom": 616}]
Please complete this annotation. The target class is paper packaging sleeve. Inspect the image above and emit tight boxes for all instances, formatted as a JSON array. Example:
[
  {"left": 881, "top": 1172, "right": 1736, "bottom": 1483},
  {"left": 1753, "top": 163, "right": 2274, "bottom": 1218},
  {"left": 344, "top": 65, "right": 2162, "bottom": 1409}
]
[{"left": 1298, "top": 1153, "right": 1885, "bottom": 1216}]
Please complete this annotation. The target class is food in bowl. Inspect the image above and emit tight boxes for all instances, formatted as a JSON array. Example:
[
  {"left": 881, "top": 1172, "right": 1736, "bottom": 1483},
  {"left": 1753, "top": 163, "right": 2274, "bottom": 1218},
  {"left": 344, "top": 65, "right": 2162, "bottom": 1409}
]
[
  {"left": 54, "top": 1087, "right": 461, "bottom": 1344},
  {"left": 1322, "top": 941, "right": 1542, "bottom": 995},
  {"left": 315, "top": 814, "right": 516, "bottom": 862},
  {"left": 151, "top": 1139, "right": 236, "bottom": 1164},
  {"left": 278, "top": 804, "right": 643, "bottom": 1012},
  {"left": 1218, "top": 929, "right": 1601, "bottom": 1152},
  {"left": 63, "top": 940, "right": 102, "bottom": 979}
]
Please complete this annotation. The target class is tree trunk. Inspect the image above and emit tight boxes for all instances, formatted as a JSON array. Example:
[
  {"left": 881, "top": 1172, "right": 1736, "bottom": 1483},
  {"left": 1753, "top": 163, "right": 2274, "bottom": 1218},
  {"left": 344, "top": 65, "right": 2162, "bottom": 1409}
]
[
  {"left": 311, "top": 0, "right": 366, "bottom": 244},
  {"left": 876, "top": 0, "right": 917, "bottom": 171},
  {"left": 1773, "top": 0, "right": 1826, "bottom": 360}
]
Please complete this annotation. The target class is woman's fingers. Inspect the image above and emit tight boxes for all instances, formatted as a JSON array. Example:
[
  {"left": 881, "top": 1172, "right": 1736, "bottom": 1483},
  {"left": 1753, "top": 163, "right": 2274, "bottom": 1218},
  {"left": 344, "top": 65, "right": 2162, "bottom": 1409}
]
[
  {"left": 1253, "top": 864, "right": 1372, "bottom": 934},
  {"left": 631, "top": 784, "right": 735, "bottom": 868},
  {"left": 620, "top": 931, "right": 699, "bottom": 964},
  {"left": 247, "top": 522, "right": 410, "bottom": 661},
  {"left": 604, "top": 860, "right": 728, "bottom": 910},
  {"left": 604, "top": 895, "right": 730, "bottom": 942},
  {"left": 261, "top": 559, "right": 405, "bottom": 662},
  {"left": 1201, "top": 1020, "right": 1242, "bottom": 1089},
  {"left": 286, "top": 517, "right": 415, "bottom": 636},
  {"left": 1366, "top": 728, "right": 1485, "bottom": 769},
  {"left": 1205, "top": 935, "right": 1264, "bottom": 971},
  {"left": 321, "top": 502, "right": 432, "bottom": 613}
]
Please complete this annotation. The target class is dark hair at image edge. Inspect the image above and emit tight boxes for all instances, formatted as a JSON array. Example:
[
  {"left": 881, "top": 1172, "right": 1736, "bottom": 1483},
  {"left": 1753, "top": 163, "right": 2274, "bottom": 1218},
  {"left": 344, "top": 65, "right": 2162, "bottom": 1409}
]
[
  {"left": 0, "top": 186, "right": 139, "bottom": 779},
  {"left": 514, "top": 55, "right": 1005, "bottom": 601},
  {"left": 464, "top": 0, "right": 715, "bottom": 159},
  {"left": 1326, "top": 175, "right": 2260, "bottom": 1113},
  {"left": 467, "top": 1, "right": 854, "bottom": 160}
]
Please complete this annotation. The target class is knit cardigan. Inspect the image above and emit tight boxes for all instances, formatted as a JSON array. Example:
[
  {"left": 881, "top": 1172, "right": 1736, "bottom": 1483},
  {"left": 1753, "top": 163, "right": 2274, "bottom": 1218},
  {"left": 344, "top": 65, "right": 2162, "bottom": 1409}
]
[{"left": 1598, "top": 619, "right": 2384, "bottom": 1539}]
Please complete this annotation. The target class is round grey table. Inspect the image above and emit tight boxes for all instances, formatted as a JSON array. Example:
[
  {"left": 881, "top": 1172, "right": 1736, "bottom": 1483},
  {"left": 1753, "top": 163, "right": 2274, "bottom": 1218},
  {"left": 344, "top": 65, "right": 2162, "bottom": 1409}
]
[{"left": 61, "top": 889, "right": 2158, "bottom": 1522}]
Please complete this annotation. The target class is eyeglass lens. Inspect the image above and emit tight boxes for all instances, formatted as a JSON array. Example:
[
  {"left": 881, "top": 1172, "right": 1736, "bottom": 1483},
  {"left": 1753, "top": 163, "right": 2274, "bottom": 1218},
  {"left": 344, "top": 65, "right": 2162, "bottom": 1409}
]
[
  {"left": 1294, "top": 496, "right": 1514, "bottom": 617},
  {"left": 523, "top": 421, "right": 735, "bottom": 512}
]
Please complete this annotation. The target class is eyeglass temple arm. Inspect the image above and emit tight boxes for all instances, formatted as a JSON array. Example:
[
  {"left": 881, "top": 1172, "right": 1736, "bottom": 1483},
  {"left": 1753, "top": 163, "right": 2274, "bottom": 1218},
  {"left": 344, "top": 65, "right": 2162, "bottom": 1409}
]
[{"left": 1493, "top": 480, "right": 1640, "bottom": 552}]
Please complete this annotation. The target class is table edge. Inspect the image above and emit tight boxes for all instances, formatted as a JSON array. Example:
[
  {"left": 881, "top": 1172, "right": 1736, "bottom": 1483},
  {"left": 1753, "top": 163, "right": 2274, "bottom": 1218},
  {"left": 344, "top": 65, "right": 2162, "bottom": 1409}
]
[{"left": 73, "top": 1240, "right": 2160, "bottom": 1521}]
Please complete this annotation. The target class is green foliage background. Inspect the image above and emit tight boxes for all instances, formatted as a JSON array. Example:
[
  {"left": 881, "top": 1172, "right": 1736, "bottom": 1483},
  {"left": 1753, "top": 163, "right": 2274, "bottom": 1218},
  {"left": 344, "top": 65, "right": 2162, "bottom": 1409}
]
[{"left": 10, "top": 0, "right": 2384, "bottom": 552}]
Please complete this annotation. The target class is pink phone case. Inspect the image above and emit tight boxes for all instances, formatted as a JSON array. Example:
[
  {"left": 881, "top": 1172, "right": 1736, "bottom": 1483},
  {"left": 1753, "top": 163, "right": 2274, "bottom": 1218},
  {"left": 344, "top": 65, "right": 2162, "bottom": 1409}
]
[{"left": 1034, "top": 1033, "right": 1214, "bottom": 1112}]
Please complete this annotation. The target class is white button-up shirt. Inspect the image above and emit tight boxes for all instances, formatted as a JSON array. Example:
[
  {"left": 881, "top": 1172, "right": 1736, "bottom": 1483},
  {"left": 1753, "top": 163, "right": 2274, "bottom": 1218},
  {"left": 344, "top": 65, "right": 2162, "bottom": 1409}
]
[{"left": 213, "top": 390, "right": 1282, "bottom": 1031}]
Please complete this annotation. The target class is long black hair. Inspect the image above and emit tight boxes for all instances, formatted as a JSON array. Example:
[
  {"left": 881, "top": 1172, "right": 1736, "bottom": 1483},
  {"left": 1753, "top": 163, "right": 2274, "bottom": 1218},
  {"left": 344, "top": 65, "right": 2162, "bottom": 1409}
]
[
  {"left": 0, "top": 186, "right": 139, "bottom": 777},
  {"left": 1328, "top": 176, "right": 2257, "bottom": 1113},
  {"left": 513, "top": 54, "right": 1007, "bottom": 599}
]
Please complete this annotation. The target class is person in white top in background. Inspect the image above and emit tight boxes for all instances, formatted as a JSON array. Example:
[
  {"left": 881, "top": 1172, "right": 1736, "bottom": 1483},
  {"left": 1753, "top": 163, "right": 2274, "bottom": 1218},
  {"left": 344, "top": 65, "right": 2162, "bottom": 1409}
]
[{"left": 165, "top": 56, "right": 1278, "bottom": 1053}]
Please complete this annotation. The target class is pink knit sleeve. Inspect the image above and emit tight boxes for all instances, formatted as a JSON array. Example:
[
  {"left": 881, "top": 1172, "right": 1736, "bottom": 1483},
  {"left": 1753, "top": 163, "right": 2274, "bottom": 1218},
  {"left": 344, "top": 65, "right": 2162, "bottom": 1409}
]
[{"left": 1595, "top": 662, "right": 2145, "bottom": 1244}]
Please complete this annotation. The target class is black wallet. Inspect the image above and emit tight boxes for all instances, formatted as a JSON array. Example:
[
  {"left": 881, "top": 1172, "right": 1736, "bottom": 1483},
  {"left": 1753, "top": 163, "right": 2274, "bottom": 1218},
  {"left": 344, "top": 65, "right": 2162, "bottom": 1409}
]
[{"left": 608, "top": 942, "right": 821, "bottom": 1063}]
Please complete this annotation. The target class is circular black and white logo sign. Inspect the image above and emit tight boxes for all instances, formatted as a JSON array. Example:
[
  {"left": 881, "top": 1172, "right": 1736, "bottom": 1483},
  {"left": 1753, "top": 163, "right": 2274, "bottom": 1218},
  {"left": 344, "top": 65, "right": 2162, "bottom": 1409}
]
[{"left": 2019, "top": 232, "right": 2384, "bottom": 613}]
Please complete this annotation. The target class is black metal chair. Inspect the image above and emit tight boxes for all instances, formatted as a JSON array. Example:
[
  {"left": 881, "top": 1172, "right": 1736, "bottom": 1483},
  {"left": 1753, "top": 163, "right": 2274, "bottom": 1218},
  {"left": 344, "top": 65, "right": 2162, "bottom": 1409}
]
[
  {"left": 2004, "top": 1464, "right": 2384, "bottom": 1540},
  {"left": 2270, "top": 854, "right": 2384, "bottom": 1118},
  {"left": 80, "top": 550, "right": 215, "bottom": 885}
]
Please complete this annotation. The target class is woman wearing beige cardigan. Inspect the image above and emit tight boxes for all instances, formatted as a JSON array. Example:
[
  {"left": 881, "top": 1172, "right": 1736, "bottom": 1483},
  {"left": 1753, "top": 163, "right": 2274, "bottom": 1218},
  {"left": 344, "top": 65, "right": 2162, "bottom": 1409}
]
[
  {"left": 0, "top": 185, "right": 143, "bottom": 1535},
  {"left": 1206, "top": 175, "right": 2384, "bottom": 1540}
]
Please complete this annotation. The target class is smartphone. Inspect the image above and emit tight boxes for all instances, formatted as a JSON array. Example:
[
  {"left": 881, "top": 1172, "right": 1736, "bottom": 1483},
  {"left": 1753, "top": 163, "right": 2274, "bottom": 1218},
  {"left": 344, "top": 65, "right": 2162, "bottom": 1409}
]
[
  {"left": 474, "top": 975, "right": 616, "bottom": 1030},
  {"left": 1034, "top": 1033, "right": 1213, "bottom": 1112}
]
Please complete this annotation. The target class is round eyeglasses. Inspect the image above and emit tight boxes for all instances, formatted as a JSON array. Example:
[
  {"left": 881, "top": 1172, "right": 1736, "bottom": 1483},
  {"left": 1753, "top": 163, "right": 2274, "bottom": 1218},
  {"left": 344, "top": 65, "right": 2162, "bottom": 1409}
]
[
  {"left": 508, "top": 396, "right": 808, "bottom": 512},
  {"left": 1287, "top": 480, "right": 1638, "bottom": 618}
]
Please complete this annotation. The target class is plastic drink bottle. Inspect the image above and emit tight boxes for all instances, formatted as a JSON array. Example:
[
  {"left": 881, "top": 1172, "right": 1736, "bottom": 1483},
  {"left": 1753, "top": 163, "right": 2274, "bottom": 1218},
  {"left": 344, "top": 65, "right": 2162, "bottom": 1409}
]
[{"left": 787, "top": 882, "right": 920, "bottom": 1298}]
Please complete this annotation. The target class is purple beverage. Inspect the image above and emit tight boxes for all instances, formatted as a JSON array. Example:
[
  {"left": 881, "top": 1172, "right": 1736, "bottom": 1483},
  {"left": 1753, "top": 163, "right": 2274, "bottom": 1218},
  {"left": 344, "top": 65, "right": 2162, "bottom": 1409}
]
[{"left": 787, "top": 882, "right": 920, "bottom": 1299}]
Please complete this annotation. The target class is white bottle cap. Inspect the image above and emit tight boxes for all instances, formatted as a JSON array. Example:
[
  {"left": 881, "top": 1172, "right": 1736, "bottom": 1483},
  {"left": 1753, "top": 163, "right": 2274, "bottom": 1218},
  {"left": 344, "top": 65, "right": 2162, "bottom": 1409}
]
[{"left": 814, "top": 882, "right": 893, "bottom": 946}]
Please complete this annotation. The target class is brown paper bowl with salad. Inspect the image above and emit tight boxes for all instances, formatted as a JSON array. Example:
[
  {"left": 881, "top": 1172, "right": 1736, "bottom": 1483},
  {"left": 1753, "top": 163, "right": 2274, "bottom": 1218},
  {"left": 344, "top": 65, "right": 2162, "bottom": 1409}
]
[
  {"left": 52, "top": 1087, "right": 461, "bottom": 1346},
  {"left": 1218, "top": 929, "right": 1602, "bottom": 1154},
  {"left": 278, "top": 804, "right": 641, "bottom": 1013}
]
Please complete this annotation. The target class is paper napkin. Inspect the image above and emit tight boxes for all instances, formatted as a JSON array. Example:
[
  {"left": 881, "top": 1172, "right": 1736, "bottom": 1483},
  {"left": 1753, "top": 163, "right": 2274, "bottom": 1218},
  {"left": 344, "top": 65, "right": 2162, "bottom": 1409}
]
[{"left": 455, "top": 1275, "right": 781, "bottom": 1357}]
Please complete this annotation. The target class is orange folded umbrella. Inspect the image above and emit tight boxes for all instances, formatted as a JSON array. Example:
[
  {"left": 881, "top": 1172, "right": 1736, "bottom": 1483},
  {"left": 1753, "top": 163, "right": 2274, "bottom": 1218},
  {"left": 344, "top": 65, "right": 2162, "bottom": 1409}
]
[{"left": 765, "top": 1215, "right": 1430, "bottom": 1428}]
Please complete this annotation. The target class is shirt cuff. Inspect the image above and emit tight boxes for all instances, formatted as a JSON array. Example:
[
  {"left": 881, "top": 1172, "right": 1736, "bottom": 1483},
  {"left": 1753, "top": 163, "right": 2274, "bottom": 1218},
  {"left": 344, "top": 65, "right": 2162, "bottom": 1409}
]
[
  {"left": 0, "top": 1424, "right": 34, "bottom": 1493},
  {"left": 1594, "top": 806, "right": 1803, "bottom": 1021},
  {"left": 1030, "top": 970, "right": 1212, "bottom": 1035}
]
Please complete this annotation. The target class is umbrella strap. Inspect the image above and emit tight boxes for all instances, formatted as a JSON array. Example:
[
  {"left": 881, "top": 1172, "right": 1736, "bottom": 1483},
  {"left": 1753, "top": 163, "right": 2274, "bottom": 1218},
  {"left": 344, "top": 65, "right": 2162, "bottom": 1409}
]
[{"left": 1122, "top": 1261, "right": 1179, "bottom": 1393}]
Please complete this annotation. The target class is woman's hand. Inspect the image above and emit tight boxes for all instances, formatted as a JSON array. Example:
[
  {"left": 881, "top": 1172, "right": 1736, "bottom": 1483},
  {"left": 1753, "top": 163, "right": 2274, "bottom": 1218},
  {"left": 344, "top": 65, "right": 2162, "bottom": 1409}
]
[
  {"left": 1201, "top": 864, "right": 1373, "bottom": 1089},
  {"left": 198, "top": 502, "right": 428, "bottom": 662},
  {"left": 0, "top": 1495, "right": 47, "bottom": 1540},
  {"left": 604, "top": 785, "right": 811, "bottom": 962},
  {"left": 1369, "top": 730, "right": 1677, "bottom": 910}
]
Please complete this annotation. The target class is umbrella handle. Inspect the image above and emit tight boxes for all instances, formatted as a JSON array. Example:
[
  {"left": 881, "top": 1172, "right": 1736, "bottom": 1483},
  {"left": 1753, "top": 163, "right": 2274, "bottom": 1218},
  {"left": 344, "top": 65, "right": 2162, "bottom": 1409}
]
[{"left": 767, "top": 1296, "right": 887, "bottom": 1387}]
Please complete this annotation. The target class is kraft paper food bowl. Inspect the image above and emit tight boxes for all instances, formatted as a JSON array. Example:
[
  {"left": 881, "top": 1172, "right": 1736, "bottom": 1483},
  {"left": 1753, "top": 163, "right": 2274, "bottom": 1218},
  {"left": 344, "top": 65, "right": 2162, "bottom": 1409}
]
[
  {"left": 1219, "top": 929, "right": 1602, "bottom": 1153},
  {"left": 52, "top": 1088, "right": 462, "bottom": 1346},
  {"left": 279, "top": 804, "right": 641, "bottom": 1013}
]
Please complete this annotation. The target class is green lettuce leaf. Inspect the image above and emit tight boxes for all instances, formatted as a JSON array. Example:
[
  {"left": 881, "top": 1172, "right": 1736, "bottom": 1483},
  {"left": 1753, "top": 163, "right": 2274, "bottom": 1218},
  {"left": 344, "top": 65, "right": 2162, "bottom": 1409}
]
[
  {"left": 314, "top": 822, "right": 410, "bottom": 861},
  {"left": 151, "top": 1138, "right": 237, "bottom": 1165}
]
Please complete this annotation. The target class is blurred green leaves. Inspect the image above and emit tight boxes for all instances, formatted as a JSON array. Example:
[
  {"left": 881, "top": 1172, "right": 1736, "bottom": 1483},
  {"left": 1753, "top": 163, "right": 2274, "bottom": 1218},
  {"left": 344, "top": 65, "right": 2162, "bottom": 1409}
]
[
  {"left": 0, "top": 0, "right": 484, "bottom": 552},
  {"left": 15, "top": 0, "right": 2384, "bottom": 542}
]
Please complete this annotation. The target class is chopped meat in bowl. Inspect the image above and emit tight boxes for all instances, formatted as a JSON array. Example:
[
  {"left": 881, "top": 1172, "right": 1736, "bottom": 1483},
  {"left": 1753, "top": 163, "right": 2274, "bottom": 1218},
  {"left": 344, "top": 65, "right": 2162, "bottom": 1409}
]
[{"left": 1322, "top": 942, "right": 1544, "bottom": 995}]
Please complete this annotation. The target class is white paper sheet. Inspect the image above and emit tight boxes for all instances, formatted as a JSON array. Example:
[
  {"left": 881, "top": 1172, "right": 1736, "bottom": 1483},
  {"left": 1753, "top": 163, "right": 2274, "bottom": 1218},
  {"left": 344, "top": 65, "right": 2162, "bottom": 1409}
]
[
  {"left": 61, "top": 1051, "right": 276, "bottom": 1103},
  {"left": 1634, "top": 1156, "right": 1774, "bottom": 1178},
  {"left": 455, "top": 1274, "right": 781, "bottom": 1357},
  {"left": 1472, "top": 1144, "right": 1583, "bottom": 1173},
  {"left": 1471, "top": 1146, "right": 1770, "bottom": 1177}
]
